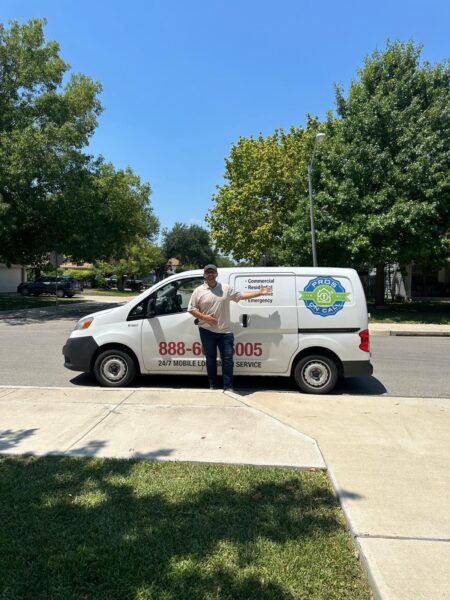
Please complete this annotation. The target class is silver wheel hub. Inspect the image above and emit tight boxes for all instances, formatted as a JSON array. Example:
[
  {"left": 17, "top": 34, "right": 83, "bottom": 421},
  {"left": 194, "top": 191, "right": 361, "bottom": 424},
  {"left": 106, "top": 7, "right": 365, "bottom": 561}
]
[
  {"left": 303, "top": 361, "right": 330, "bottom": 388},
  {"left": 102, "top": 356, "right": 127, "bottom": 382}
]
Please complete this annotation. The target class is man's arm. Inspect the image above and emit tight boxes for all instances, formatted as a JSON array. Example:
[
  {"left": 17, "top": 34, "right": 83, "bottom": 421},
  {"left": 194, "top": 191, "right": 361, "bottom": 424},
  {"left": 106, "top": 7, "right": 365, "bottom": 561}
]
[
  {"left": 188, "top": 308, "right": 218, "bottom": 326},
  {"left": 187, "top": 288, "right": 218, "bottom": 325},
  {"left": 240, "top": 286, "right": 272, "bottom": 300}
]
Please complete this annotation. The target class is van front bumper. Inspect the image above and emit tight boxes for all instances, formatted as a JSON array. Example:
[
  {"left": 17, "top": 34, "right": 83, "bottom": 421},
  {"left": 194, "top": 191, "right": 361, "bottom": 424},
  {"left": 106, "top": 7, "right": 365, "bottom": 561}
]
[
  {"left": 63, "top": 336, "right": 98, "bottom": 372},
  {"left": 342, "top": 360, "right": 373, "bottom": 378}
]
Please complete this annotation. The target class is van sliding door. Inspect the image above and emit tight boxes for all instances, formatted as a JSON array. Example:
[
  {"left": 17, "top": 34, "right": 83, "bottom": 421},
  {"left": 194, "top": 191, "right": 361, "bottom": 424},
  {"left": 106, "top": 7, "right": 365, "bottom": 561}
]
[{"left": 229, "top": 273, "right": 299, "bottom": 374}]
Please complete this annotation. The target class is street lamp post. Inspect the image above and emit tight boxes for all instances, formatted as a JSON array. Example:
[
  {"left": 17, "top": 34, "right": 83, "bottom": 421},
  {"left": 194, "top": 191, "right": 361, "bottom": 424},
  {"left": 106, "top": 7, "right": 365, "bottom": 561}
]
[{"left": 307, "top": 132, "right": 325, "bottom": 267}]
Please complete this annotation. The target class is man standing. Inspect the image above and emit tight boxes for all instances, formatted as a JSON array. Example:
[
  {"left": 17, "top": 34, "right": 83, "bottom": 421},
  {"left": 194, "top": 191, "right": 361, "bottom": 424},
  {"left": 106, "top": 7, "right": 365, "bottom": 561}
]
[{"left": 188, "top": 264, "right": 272, "bottom": 391}]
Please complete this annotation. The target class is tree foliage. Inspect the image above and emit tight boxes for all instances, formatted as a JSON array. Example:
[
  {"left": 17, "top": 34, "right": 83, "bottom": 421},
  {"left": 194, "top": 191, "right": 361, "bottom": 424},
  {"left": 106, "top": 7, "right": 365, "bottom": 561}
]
[
  {"left": 161, "top": 222, "right": 216, "bottom": 268},
  {"left": 0, "top": 19, "right": 158, "bottom": 266},
  {"left": 53, "top": 161, "right": 159, "bottom": 262},
  {"left": 208, "top": 41, "right": 450, "bottom": 291},
  {"left": 94, "top": 237, "right": 162, "bottom": 286},
  {"left": 207, "top": 122, "right": 317, "bottom": 263},
  {"left": 316, "top": 41, "right": 450, "bottom": 270}
]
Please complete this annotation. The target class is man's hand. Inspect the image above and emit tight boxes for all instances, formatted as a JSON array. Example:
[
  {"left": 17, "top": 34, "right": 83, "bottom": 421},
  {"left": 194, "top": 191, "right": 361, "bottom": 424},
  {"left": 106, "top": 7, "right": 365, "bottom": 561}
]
[
  {"left": 189, "top": 309, "right": 218, "bottom": 326},
  {"left": 241, "top": 286, "right": 273, "bottom": 300},
  {"left": 203, "top": 314, "right": 218, "bottom": 326},
  {"left": 259, "top": 286, "right": 272, "bottom": 295}
]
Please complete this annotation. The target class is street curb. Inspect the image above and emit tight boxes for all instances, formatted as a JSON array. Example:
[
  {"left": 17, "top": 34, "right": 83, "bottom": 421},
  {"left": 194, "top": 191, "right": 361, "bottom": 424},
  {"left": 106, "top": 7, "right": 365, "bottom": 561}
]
[
  {"left": 389, "top": 331, "right": 450, "bottom": 337},
  {"left": 326, "top": 464, "right": 384, "bottom": 600}
]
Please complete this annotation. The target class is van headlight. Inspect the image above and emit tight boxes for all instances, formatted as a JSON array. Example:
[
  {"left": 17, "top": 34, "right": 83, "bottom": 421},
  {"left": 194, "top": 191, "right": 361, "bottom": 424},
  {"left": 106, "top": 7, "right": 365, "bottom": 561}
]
[{"left": 74, "top": 317, "right": 94, "bottom": 331}]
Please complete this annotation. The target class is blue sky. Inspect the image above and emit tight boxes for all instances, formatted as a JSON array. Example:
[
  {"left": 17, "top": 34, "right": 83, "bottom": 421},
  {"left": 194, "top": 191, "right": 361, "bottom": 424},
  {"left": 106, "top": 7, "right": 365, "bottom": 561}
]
[{"left": 1, "top": 0, "right": 449, "bottom": 237}]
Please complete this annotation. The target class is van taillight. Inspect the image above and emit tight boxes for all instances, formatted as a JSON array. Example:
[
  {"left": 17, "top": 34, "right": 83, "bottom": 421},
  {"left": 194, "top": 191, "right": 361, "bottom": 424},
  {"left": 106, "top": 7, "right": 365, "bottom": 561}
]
[{"left": 359, "top": 329, "right": 370, "bottom": 352}]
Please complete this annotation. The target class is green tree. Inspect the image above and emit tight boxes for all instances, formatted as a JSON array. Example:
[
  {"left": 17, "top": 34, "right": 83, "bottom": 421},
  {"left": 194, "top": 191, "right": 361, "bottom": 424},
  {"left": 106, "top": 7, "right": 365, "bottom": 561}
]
[
  {"left": 162, "top": 223, "right": 216, "bottom": 269},
  {"left": 0, "top": 19, "right": 158, "bottom": 266},
  {"left": 215, "top": 255, "right": 237, "bottom": 268},
  {"left": 94, "top": 237, "right": 162, "bottom": 290},
  {"left": 206, "top": 120, "right": 319, "bottom": 264},
  {"left": 283, "top": 42, "right": 450, "bottom": 304},
  {"left": 209, "top": 42, "right": 449, "bottom": 305},
  {"left": 54, "top": 160, "right": 159, "bottom": 262}
]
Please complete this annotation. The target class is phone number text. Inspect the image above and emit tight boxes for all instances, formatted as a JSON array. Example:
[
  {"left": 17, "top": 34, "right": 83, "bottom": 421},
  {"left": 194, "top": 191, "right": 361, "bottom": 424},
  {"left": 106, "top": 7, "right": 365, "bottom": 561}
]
[{"left": 158, "top": 341, "right": 263, "bottom": 357}]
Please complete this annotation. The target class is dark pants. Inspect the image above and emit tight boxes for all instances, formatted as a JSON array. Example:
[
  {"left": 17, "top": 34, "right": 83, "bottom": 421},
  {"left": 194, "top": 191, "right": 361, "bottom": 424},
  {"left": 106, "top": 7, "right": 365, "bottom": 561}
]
[{"left": 199, "top": 328, "right": 234, "bottom": 389}]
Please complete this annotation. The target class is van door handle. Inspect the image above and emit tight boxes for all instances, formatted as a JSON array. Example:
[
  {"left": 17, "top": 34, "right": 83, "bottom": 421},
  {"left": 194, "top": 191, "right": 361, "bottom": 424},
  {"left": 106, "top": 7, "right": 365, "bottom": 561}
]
[{"left": 240, "top": 314, "right": 249, "bottom": 327}]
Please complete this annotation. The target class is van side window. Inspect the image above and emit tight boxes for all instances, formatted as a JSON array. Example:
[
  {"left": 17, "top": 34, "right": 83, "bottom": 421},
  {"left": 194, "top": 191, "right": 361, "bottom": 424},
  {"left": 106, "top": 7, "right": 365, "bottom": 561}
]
[
  {"left": 153, "top": 277, "right": 204, "bottom": 316},
  {"left": 128, "top": 300, "right": 147, "bottom": 319}
]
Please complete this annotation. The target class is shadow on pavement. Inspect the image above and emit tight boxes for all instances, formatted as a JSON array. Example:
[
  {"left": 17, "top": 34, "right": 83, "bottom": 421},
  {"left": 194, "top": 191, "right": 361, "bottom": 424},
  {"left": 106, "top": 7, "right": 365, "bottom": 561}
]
[
  {"left": 70, "top": 371, "right": 387, "bottom": 396},
  {"left": 0, "top": 301, "right": 123, "bottom": 326},
  {"left": 0, "top": 428, "right": 39, "bottom": 451}
]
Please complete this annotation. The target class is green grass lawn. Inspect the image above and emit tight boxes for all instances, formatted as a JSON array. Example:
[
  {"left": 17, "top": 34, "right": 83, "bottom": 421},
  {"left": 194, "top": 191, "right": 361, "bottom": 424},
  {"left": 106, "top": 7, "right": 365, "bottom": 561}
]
[
  {"left": 0, "top": 295, "right": 85, "bottom": 311},
  {"left": 0, "top": 457, "right": 371, "bottom": 600},
  {"left": 368, "top": 300, "right": 450, "bottom": 324}
]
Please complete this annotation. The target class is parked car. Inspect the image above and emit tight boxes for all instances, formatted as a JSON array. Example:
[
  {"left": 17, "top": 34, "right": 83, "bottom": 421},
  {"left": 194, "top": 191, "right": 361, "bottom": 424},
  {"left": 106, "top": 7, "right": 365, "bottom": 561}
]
[
  {"left": 127, "top": 278, "right": 147, "bottom": 292},
  {"left": 104, "top": 275, "right": 118, "bottom": 289},
  {"left": 104, "top": 275, "right": 147, "bottom": 291},
  {"left": 17, "top": 276, "right": 82, "bottom": 298}
]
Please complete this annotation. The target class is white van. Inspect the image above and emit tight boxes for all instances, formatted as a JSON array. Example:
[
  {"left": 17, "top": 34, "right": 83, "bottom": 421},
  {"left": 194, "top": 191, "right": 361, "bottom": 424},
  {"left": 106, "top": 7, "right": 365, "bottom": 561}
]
[{"left": 63, "top": 267, "right": 373, "bottom": 394}]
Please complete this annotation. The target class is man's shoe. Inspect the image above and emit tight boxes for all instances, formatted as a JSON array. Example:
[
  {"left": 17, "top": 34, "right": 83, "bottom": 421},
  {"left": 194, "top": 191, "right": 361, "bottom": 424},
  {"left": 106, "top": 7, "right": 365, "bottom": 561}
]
[{"left": 223, "top": 387, "right": 234, "bottom": 393}]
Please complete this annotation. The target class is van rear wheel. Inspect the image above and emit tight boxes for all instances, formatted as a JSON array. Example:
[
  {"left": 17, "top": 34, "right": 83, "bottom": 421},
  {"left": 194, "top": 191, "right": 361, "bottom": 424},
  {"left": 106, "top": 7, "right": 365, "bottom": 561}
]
[
  {"left": 294, "top": 355, "right": 338, "bottom": 394},
  {"left": 94, "top": 349, "right": 136, "bottom": 387}
]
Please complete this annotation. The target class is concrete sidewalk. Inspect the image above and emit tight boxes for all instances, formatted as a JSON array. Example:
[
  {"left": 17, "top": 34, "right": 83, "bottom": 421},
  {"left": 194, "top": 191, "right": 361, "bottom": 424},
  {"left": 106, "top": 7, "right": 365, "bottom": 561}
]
[
  {"left": 0, "top": 386, "right": 323, "bottom": 468},
  {"left": 243, "top": 391, "right": 450, "bottom": 600},
  {"left": 1, "top": 384, "right": 449, "bottom": 600}
]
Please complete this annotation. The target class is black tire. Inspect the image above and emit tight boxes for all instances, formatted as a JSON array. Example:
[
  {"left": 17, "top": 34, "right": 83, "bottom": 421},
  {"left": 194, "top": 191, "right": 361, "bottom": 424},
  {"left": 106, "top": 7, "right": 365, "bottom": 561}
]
[
  {"left": 21, "top": 287, "right": 30, "bottom": 296},
  {"left": 66, "top": 292, "right": 74, "bottom": 298},
  {"left": 93, "top": 349, "right": 137, "bottom": 387},
  {"left": 56, "top": 289, "right": 64, "bottom": 298},
  {"left": 294, "top": 354, "right": 338, "bottom": 394}
]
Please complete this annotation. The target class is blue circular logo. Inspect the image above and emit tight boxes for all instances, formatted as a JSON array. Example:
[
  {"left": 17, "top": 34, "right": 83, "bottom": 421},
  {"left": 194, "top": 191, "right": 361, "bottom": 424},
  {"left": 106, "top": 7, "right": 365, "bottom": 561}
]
[{"left": 299, "top": 276, "right": 349, "bottom": 317}]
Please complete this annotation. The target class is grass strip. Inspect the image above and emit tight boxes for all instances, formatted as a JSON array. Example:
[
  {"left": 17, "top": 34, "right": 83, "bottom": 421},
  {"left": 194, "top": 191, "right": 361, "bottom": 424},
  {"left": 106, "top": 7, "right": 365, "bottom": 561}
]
[
  {"left": 368, "top": 300, "right": 450, "bottom": 324},
  {"left": 0, "top": 457, "right": 372, "bottom": 600}
]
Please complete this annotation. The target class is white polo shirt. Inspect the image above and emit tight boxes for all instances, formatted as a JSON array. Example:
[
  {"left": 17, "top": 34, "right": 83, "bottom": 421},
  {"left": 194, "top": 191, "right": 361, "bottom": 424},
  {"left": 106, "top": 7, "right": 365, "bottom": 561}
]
[{"left": 188, "top": 282, "right": 242, "bottom": 333}]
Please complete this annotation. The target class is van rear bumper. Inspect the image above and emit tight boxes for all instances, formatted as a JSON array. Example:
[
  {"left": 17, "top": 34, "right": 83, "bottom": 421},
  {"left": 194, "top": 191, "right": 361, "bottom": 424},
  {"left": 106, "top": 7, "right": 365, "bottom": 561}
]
[
  {"left": 342, "top": 360, "right": 373, "bottom": 378},
  {"left": 63, "top": 336, "right": 98, "bottom": 372}
]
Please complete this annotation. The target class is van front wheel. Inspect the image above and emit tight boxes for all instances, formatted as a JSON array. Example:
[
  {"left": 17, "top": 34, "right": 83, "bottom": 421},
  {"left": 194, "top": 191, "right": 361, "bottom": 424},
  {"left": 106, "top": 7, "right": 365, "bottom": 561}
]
[
  {"left": 294, "top": 355, "right": 338, "bottom": 394},
  {"left": 94, "top": 349, "right": 136, "bottom": 387}
]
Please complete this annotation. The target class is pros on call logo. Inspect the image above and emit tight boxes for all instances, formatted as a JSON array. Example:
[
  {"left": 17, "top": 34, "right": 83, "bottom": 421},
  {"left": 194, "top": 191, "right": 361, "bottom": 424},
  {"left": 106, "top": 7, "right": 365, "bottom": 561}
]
[{"left": 299, "top": 276, "right": 350, "bottom": 317}]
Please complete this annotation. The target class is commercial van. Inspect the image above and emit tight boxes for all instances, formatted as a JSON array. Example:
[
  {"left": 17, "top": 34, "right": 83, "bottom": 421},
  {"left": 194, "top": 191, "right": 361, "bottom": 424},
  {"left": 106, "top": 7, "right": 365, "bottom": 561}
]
[{"left": 63, "top": 267, "right": 373, "bottom": 394}]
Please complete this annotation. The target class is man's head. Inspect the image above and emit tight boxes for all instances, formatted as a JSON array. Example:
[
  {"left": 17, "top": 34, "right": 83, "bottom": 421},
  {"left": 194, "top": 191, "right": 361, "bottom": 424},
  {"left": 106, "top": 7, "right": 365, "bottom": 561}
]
[
  {"left": 203, "top": 264, "right": 218, "bottom": 275},
  {"left": 203, "top": 264, "right": 218, "bottom": 287}
]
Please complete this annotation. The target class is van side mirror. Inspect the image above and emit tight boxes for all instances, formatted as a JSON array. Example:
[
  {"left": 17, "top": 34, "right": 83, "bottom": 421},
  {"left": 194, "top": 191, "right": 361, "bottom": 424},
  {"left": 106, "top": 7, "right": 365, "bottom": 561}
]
[{"left": 147, "top": 298, "right": 156, "bottom": 317}]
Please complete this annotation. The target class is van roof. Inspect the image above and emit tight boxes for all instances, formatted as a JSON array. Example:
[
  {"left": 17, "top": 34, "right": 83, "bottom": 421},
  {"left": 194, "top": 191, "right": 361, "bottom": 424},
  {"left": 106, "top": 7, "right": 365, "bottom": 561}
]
[{"left": 164, "top": 266, "right": 358, "bottom": 282}]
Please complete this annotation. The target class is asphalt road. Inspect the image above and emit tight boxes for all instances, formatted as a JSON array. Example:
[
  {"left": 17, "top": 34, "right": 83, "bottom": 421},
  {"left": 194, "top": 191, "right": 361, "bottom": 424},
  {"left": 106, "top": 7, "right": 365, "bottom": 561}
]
[{"left": 0, "top": 303, "right": 449, "bottom": 397}]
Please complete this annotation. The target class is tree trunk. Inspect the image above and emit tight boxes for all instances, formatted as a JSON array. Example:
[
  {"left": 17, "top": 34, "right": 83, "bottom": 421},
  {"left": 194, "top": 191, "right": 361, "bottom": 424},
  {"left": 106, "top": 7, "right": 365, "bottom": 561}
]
[{"left": 375, "top": 262, "right": 385, "bottom": 306}]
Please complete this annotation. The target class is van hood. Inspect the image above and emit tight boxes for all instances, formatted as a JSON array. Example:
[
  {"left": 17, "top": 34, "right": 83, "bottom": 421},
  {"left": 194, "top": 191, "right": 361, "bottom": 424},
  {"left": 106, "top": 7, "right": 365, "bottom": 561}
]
[{"left": 81, "top": 306, "right": 119, "bottom": 321}]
